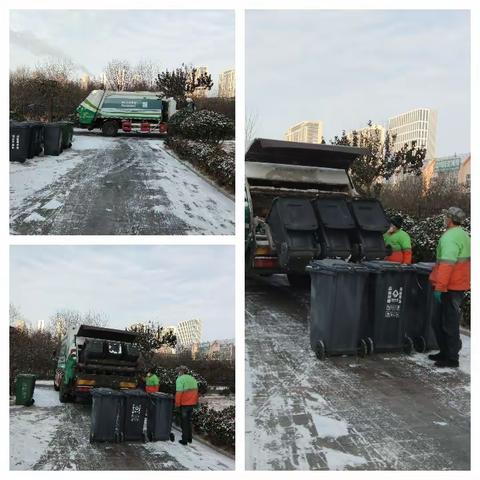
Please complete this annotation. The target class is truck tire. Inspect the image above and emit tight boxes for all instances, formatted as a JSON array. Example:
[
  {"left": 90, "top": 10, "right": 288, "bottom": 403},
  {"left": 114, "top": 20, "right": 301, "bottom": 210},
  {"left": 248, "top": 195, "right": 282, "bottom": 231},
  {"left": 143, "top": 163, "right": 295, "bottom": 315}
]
[
  {"left": 53, "top": 382, "right": 60, "bottom": 392},
  {"left": 102, "top": 120, "right": 118, "bottom": 137},
  {"left": 59, "top": 382, "right": 71, "bottom": 403}
]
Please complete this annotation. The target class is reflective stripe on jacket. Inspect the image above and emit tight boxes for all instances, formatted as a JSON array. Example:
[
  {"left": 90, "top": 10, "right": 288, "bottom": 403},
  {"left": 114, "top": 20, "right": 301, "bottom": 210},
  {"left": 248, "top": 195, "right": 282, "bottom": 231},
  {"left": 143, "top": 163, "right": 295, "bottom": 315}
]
[
  {"left": 175, "top": 374, "right": 199, "bottom": 407},
  {"left": 429, "top": 226, "right": 470, "bottom": 292},
  {"left": 383, "top": 229, "right": 412, "bottom": 264}
]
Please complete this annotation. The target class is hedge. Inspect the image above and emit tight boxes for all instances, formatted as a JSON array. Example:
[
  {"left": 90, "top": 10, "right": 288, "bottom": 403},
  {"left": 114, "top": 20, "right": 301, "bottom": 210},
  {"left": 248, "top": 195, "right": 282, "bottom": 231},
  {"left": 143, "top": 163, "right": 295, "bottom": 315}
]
[{"left": 191, "top": 404, "right": 235, "bottom": 451}]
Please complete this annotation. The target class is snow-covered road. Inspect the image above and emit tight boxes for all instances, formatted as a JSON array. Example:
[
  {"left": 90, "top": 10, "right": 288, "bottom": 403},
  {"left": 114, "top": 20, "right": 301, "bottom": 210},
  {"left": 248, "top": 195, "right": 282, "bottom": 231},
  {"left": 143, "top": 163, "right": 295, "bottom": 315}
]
[
  {"left": 245, "top": 275, "right": 470, "bottom": 470},
  {"left": 10, "top": 384, "right": 234, "bottom": 471},
  {"left": 10, "top": 134, "right": 235, "bottom": 235}
]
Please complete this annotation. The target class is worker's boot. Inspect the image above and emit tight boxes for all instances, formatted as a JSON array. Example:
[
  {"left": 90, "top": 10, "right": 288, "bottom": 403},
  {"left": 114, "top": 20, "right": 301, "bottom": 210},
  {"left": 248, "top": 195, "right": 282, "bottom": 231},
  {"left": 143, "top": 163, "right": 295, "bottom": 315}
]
[
  {"left": 428, "top": 352, "right": 445, "bottom": 361},
  {"left": 179, "top": 440, "right": 188, "bottom": 446},
  {"left": 435, "top": 359, "right": 459, "bottom": 368}
]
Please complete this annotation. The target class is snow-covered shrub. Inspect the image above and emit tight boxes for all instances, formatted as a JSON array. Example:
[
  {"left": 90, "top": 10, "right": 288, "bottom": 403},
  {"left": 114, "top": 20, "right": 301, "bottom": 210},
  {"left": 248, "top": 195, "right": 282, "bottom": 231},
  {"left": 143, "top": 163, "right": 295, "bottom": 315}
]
[
  {"left": 166, "top": 137, "right": 235, "bottom": 189},
  {"left": 154, "top": 366, "right": 208, "bottom": 395},
  {"left": 169, "top": 110, "right": 234, "bottom": 144},
  {"left": 192, "top": 404, "right": 235, "bottom": 450}
]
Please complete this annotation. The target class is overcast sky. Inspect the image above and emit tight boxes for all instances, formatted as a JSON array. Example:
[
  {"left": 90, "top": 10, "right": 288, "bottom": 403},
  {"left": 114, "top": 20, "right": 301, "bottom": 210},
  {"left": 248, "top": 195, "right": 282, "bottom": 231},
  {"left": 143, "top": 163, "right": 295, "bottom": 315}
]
[
  {"left": 10, "top": 245, "right": 235, "bottom": 341},
  {"left": 10, "top": 10, "right": 234, "bottom": 81},
  {"left": 246, "top": 10, "right": 470, "bottom": 156}
]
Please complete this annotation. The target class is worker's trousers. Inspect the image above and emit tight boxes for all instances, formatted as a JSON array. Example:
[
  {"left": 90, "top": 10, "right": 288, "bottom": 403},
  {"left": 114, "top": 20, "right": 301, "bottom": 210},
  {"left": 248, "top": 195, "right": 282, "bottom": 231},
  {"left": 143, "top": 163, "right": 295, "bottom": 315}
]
[
  {"left": 180, "top": 406, "right": 194, "bottom": 443},
  {"left": 433, "top": 291, "right": 465, "bottom": 362}
]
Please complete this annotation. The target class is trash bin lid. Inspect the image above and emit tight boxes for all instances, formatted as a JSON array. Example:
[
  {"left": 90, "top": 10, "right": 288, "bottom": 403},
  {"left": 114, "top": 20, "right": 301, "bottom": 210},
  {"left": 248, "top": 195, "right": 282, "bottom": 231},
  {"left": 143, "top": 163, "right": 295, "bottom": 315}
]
[
  {"left": 313, "top": 197, "right": 356, "bottom": 229},
  {"left": 350, "top": 199, "right": 390, "bottom": 232},
  {"left": 16, "top": 373, "right": 36, "bottom": 379},
  {"left": 362, "top": 260, "right": 414, "bottom": 272},
  {"left": 122, "top": 389, "right": 148, "bottom": 397},
  {"left": 149, "top": 392, "right": 174, "bottom": 400},
  {"left": 412, "top": 262, "right": 435, "bottom": 274},
  {"left": 307, "top": 259, "right": 370, "bottom": 273},
  {"left": 91, "top": 387, "right": 124, "bottom": 397},
  {"left": 269, "top": 197, "right": 318, "bottom": 231}
]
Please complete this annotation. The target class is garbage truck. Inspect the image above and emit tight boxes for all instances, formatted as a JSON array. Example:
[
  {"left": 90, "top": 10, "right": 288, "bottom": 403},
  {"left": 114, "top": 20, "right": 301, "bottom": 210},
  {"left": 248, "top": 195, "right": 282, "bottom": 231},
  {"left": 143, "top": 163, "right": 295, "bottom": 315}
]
[
  {"left": 77, "top": 90, "right": 177, "bottom": 136},
  {"left": 245, "top": 138, "right": 391, "bottom": 286},
  {"left": 54, "top": 324, "right": 142, "bottom": 403}
]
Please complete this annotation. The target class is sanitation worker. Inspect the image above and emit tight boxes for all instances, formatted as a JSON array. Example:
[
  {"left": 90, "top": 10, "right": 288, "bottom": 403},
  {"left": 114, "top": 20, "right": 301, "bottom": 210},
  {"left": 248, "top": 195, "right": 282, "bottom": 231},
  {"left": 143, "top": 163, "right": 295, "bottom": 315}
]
[
  {"left": 175, "top": 366, "right": 199, "bottom": 445},
  {"left": 383, "top": 214, "right": 413, "bottom": 264},
  {"left": 428, "top": 207, "right": 470, "bottom": 368},
  {"left": 145, "top": 371, "right": 160, "bottom": 393}
]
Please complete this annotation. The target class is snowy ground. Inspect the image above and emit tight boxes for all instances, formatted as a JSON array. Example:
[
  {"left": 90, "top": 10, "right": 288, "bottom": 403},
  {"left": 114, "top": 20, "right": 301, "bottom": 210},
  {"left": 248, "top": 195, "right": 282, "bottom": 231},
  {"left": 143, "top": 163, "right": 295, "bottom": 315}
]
[
  {"left": 10, "top": 384, "right": 234, "bottom": 471},
  {"left": 245, "top": 275, "right": 470, "bottom": 471},
  {"left": 10, "top": 134, "right": 235, "bottom": 235}
]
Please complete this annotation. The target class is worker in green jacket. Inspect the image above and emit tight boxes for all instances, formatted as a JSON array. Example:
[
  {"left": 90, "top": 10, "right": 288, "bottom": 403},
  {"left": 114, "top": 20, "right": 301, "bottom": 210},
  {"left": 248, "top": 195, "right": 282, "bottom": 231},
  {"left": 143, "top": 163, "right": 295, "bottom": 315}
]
[
  {"left": 383, "top": 214, "right": 413, "bottom": 264},
  {"left": 175, "top": 366, "right": 199, "bottom": 445},
  {"left": 145, "top": 371, "right": 160, "bottom": 393}
]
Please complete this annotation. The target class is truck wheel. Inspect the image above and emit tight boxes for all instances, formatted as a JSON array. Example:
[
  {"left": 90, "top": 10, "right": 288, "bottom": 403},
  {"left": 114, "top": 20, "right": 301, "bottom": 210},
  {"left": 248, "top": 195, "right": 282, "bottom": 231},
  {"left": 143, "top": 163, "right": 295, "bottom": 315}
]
[
  {"left": 53, "top": 382, "right": 59, "bottom": 392},
  {"left": 414, "top": 336, "right": 427, "bottom": 353},
  {"left": 366, "top": 337, "right": 374, "bottom": 355},
  {"left": 102, "top": 120, "right": 118, "bottom": 137},
  {"left": 59, "top": 383, "right": 70, "bottom": 403}
]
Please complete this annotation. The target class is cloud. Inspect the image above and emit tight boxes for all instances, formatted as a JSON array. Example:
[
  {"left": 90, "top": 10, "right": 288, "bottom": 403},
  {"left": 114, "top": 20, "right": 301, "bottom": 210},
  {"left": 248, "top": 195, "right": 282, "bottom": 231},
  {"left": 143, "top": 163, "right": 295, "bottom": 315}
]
[{"left": 10, "top": 30, "right": 93, "bottom": 76}]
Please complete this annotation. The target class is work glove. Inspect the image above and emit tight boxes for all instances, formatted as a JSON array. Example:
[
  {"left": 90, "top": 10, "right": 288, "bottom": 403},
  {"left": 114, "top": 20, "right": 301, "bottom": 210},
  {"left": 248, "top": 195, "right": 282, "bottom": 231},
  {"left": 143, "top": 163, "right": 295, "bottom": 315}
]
[{"left": 433, "top": 291, "right": 442, "bottom": 303}]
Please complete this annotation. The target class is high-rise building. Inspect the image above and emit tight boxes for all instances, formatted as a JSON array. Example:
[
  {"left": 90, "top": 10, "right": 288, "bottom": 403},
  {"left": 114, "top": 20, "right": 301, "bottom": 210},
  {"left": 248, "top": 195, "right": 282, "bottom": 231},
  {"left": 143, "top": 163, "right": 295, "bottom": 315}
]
[
  {"left": 192, "top": 66, "right": 209, "bottom": 98},
  {"left": 284, "top": 121, "right": 323, "bottom": 144},
  {"left": 176, "top": 319, "right": 202, "bottom": 346},
  {"left": 80, "top": 74, "right": 90, "bottom": 90},
  {"left": 388, "top": 108, "right": 437, "bottom": 161},
  {"left": 347, "top": 123, "right": 386, "bottom": 146},
  {"left": 218, "top": 69, "right": 235, "bottom": 98}
]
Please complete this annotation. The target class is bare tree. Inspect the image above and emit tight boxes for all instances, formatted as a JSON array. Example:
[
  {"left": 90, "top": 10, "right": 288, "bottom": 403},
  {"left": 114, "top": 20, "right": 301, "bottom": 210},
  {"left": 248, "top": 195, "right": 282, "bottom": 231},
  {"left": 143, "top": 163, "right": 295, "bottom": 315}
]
[
  {"left": 48, "top": 309, "right": 108, "bottom": 339},
  {"left": 103, "top": 59, "right": 134, "bottom": 91},
  {"left": 9, "top": 303, "right": 25, "bottom": 326},
  {"left": 132, "top": 60, "right": 158, "bottom": 91}
]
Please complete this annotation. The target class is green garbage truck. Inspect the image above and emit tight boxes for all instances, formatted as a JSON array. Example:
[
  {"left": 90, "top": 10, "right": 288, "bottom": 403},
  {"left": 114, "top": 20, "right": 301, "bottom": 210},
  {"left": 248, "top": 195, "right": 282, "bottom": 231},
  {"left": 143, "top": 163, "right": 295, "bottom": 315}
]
[
  {"left": 54, "top": 324, "right": 143, "bottom": 403},
  {"left": 77, "top": 90, "right": 177, "bottom": 136}
]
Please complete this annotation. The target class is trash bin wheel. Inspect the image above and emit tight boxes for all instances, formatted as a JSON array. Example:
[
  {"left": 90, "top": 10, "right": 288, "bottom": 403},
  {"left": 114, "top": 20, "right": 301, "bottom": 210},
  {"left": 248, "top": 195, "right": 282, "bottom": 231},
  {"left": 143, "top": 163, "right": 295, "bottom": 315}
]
[
  {"left": 89, "top": 432, "right": 94, "bottom": 444},
  {"left": 403, "top": 336, "right": 414, "bottom": 355},
  {"left": 170, "top": 432, "right": 175, "bottom": 442},
  {"left": 314, "top": 340, "right": 326, "bottom": 360},
  {"left": 414, "top": 336, "right": 427, "bottom": 353},
  {"left": 366, "top": 337, "right": 374, "bottom": 355},
  {"left": 148, "top": 431, "right": 153, "bottom": 442},
  {"left": 357, "top": 339, "right": 368, "bottom": 358}
]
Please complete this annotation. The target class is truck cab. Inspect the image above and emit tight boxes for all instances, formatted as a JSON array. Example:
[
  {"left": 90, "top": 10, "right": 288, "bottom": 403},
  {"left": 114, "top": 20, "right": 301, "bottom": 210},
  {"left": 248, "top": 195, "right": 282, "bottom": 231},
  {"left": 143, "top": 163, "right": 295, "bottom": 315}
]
[{"left": 54, "top": 324, "right": 141, "bottom": 403}]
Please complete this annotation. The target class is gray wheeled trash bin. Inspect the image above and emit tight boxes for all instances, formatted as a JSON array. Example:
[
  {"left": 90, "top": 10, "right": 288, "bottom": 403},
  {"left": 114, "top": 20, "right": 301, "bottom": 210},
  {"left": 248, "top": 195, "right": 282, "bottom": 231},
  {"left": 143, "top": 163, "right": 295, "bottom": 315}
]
[
  {"left": 407, "top": 262, "right": 439, "bottom": 352},
  {"left": 123, "top": 389, "right": 148, "bottom": 441},
  {"left": 44, "top": 123, "right": 63, "bottom": 156},
  {"left": 147, "top": 392, "right": 175, "bottom": 442},
  {"left": 307, "top": 259, "right": 371, "bottom": 359},
  {"left": 363, "top": 261, "right": 414, "bottom": 354},
  {"left": 10, "top": 122, "right": 31, "bottom": 162},
  {"left": 90, "top": 388, "right": 125, "bottom": 443}
]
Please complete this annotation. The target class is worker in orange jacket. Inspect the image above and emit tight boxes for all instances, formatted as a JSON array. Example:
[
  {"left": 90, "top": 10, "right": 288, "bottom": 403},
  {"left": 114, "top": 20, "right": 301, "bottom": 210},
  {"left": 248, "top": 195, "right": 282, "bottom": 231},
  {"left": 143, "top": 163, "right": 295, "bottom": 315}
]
[
  {"left": 428, "top": 207, "right": 470, "bottom": 368},
  {"left": 175, "top": 366, "right": 199, "bottom": 445}
]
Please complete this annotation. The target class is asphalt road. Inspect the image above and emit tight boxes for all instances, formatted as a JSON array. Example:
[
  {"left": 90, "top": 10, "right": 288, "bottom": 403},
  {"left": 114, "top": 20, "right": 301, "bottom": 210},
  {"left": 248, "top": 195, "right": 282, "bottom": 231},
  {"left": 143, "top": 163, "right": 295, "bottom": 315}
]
[
  {"left": 10, "top": 384, "right": 234, "bottom": 471},
  {"left": 10, "top": 135, "right": 234, "bottom": 235},
  {"left": 245, "top": 275, "right": 470, "bottom": 471}
]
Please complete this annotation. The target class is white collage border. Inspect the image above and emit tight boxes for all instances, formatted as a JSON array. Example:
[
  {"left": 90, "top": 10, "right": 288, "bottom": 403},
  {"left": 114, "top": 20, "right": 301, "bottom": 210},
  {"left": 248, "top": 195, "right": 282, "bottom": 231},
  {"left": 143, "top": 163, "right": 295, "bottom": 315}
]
[{"left": 1, "top": 0, "right": 478, "bottom": 478}]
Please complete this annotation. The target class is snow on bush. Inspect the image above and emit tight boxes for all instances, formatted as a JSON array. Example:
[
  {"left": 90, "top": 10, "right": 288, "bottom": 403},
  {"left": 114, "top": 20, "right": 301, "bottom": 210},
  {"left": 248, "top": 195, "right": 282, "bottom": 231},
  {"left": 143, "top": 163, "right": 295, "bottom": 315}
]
[
  {"left": 385, "top": 208, "right": 471, "bottom": 327},
  {"left": 192, "top": 404, "right": 235, "bottom": 450},
  {"left": 169, "top": 110, "right": 234, "bottom": 144},
  {"left": 166, "top": 137, "right": 235, "bottom": 189},
  {"left": 153, "top": 366, "right": 208, "bottom": 395}
]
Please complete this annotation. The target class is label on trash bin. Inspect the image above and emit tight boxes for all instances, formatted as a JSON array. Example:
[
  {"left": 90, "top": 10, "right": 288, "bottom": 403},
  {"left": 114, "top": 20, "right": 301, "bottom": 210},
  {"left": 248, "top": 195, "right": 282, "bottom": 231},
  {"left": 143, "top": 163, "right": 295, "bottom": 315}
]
[
  {"left": 385, "top": 286, "right": 403, "bottom": 318},
  {"left": 130, "top": 403, "right": 142, "bottom": 423}
]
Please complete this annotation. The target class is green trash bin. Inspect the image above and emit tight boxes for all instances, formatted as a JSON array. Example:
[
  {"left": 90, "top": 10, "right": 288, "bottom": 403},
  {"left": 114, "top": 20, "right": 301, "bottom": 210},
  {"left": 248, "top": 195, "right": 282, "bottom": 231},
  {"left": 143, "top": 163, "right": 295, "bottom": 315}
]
[{"left": 15, "top": 374, "right": 36, "bottom": 406}]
